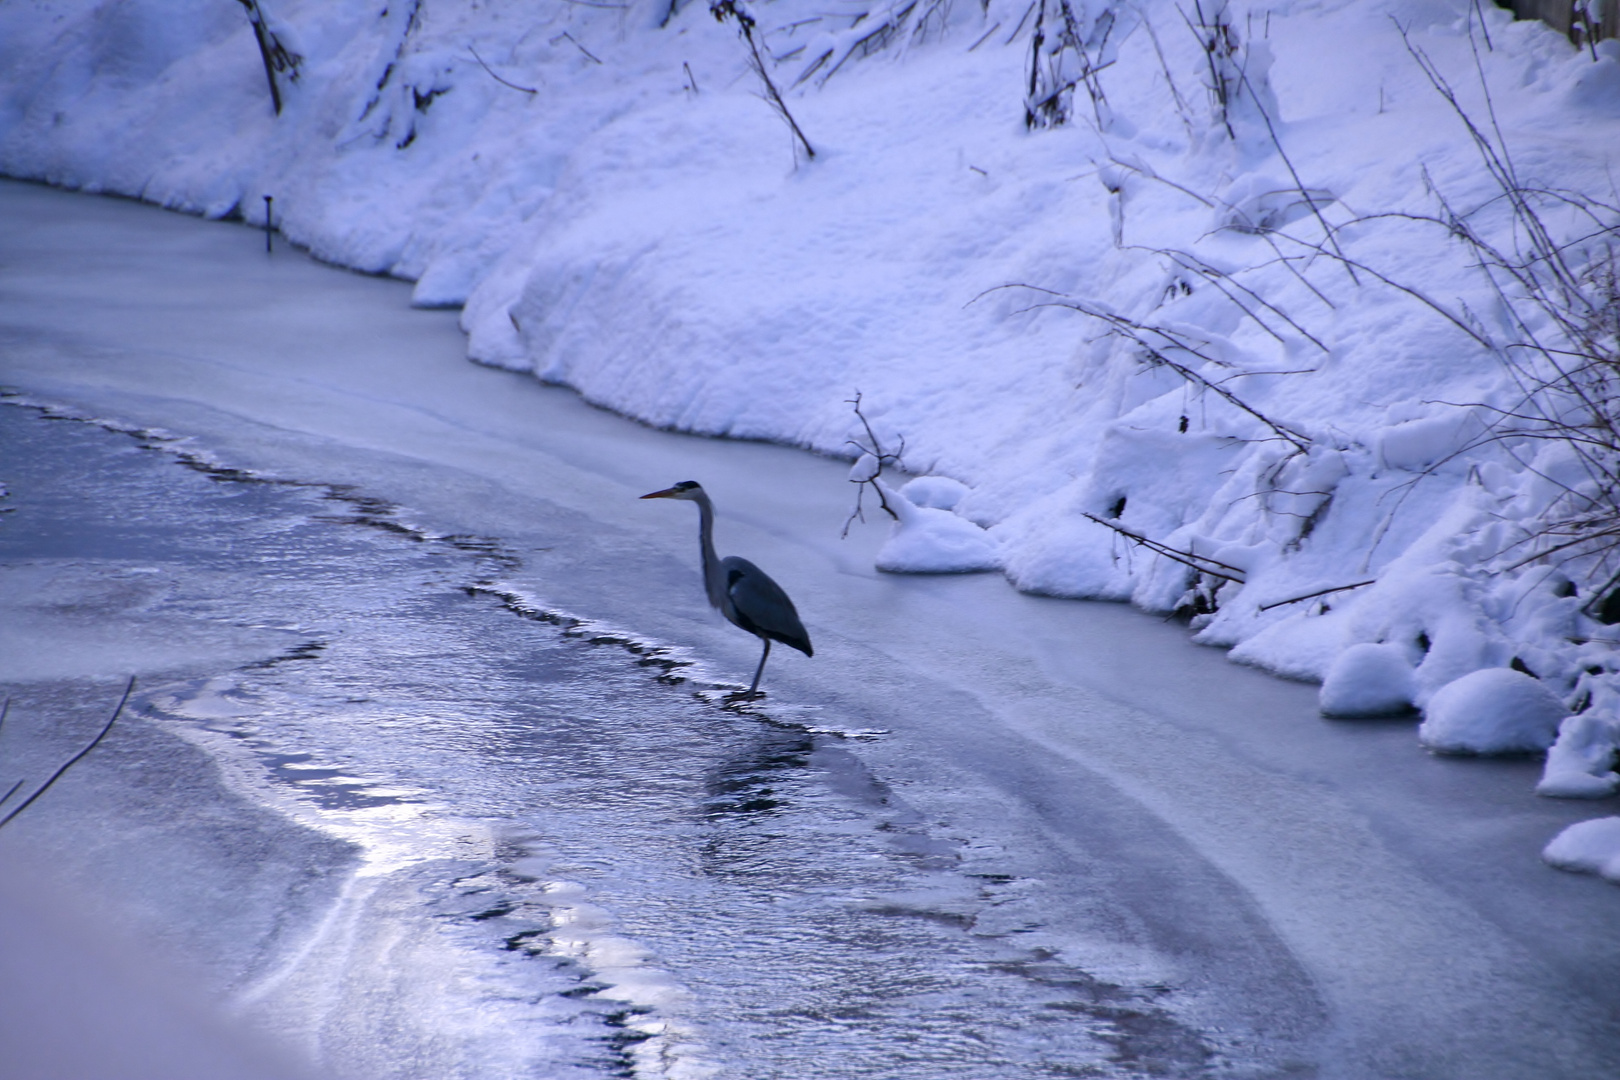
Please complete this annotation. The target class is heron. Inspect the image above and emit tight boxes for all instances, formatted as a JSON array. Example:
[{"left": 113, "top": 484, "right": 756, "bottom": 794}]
[{"left": 641, "top": 481, "right": 812, "bottom": 698}]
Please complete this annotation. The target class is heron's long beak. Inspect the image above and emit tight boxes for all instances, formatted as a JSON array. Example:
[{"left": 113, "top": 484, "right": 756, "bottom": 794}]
[{"left": 640, "top": 487, "right": 678, "bottom": 499}]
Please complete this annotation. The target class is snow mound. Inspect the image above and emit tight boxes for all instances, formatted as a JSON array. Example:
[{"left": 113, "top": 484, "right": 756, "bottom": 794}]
[
  {"left": 1376, "top": 408, "right": 1483, "bottom": 472},
  {"left": 1216, "top": 174, "right": 1334, "bottom": 235},
  {"left": 1537, "top": 714, "right": 1620, "bottom": 799},
  {"left": 899, "top": 476, "right": 969, "bottom": 512},
  {"left": 1542, "top": 817, "right": 1620, "bottom": 882},
  {"left": 1318, "top": 643, "right": 1416, "bottom": 718},
  {"left": 867, "top": 477, "right": 999, "bottom": 575},
  {"left": 1418, "top": 668, "right": 1567, "bottom": 756}
]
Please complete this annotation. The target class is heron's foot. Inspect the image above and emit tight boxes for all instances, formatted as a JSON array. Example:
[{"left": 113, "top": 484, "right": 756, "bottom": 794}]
[{"left": 722, "top": 689, "right": 765, "bottom": 707}]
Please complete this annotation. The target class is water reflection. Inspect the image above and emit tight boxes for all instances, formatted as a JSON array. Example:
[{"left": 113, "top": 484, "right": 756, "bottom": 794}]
[{"left": 703, "top": 731, "right": 816, "bottom": 818}]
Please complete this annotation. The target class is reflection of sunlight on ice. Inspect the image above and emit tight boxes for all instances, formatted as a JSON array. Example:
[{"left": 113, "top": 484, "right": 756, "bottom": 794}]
[
  {"left": 154, "top": 678, "right": 487, "bottom": 875},
  {"left": 157, "top": 676, "right": 259, "bottom": 720},
  {"left": 153, "top": 675, "right": 719, "bottom": 1080},
  {"left": 526, "top": 874, "right": 719, "bottom": 1080}
]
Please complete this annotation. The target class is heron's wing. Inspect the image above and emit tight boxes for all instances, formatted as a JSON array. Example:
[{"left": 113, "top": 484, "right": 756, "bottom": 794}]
[{"left": 721, "top": 556, "right": 813, "bottom": 656}]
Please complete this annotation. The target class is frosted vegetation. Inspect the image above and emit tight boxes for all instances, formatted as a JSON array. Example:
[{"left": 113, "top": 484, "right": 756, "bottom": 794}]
[{"left": 3, "top": 0, "right": 1620, "bottom": 873}]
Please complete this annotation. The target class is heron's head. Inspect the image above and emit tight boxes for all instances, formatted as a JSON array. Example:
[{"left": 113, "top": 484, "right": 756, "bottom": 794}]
[{"left": 640, "top": 480, "right": 704, "bottom": 501}]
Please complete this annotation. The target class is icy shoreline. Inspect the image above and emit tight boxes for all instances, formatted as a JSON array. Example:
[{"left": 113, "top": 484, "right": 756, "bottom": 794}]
[{"left": 3, "top": 1, "right": 1620, "bottom": 866}]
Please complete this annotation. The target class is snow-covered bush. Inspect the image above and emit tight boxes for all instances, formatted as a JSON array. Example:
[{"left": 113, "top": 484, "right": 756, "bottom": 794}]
[
  {"left": 787, "top": 0, "right": 957, "bottom": 88},
  {"left": 843, "top": 399, "right": 999, "bottom": 572},
  {"left": 1022, "top": 0, "right": 1125, "bottom": 130},
  {"left": 1378, "top": 33, "right": 1620, "bottom": 630}
]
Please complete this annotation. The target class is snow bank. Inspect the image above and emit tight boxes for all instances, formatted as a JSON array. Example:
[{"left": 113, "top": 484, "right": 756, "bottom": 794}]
[
  {"left": 1318, "top": 643, "right": 1416, "bottom": 718},
  {"left": 1543, "top": 817, "right": 1620, "bottom": 883},
  {"left": 5, "top": 1, "right": 1620, "bottom": 833},
  {"left": 1538, "top": 714, "right": 1620, "bottom": 799},
  {"left": 1417, "top": 667, "right": 1568, "bottom": 756},
  {"left": 850, "top": 462, "right": 1000, "bottom": 573}
]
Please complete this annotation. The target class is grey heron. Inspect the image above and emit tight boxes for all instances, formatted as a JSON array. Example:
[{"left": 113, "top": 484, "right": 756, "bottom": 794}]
[{"left": 641, "top": 481, "right": 812, "bottom": 698}]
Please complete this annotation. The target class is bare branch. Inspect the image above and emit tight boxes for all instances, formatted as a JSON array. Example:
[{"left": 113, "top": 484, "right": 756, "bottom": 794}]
[
  {"left": 1028, "top": 291, "right": 1313, "bottom": 450},
  {"left": 842, "top": 391, "right": 904, "bottom": 537},
  {"left": 1151, "top": 247, "right": 1331, "bottom": 352},
  {"left": 1082, "top": 512, "right": 1247, "bottom": 583},
  {"left": 233, "top": 0, "right": 302, "bottom": 116},
  {"left": 713, "top": 0, "right": 815, "bottom": 160},
  {"left": 468, "top": 45, "right": 539, "bottom": 94},
  {"left": 1257, "top": 579, "right": 1376, "bottom": 612},
  {"left": 0, "top": 677, "right": 134, "bottom": 831},
  {"left": 550, "top": 31, "right": 603, "bottom": 65},
  {"left": 1104, "top": 155, "right": 1213, "bottom": 207}
]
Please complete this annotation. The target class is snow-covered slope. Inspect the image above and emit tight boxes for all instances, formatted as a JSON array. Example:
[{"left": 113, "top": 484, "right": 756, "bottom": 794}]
[{"left": 4, "top": 0, "right": 1620, "bottom": 868}]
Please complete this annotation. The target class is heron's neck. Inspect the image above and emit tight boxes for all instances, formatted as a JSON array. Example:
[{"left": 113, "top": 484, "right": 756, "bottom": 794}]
[{"left": 694, "top": 493, "right": 726, "bottom": 610}]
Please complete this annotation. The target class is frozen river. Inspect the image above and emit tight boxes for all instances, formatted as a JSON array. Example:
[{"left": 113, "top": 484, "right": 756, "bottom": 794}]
[{"left": 1, "top": 179, "right": 1618, "bottom": 1079}]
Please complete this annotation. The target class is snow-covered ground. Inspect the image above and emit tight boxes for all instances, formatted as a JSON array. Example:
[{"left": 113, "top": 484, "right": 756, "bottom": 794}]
[{"left": 5, "top": 0, "right": 1619, "bottom": 861}]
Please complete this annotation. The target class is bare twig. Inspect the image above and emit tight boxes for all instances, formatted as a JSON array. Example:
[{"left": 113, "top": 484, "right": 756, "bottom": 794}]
[
  {"left": 1026, "top": 0, "right": 1121, "bottom": 129},
  {"left": 1140, "top": 9, "right": 1194, "bottom": 138},
  {"left": 468, "top": 45, "right": 539, "bottom": 94},
  {"left": 0, "top": 677, "right": 134, "bottom": 831},
  {"left": 551, "top": 31, "right": 603, "bottom": 65},
  {"left": 712, "top": 0, "right": 815, "bottom": 160},
  {"left": 1082, "top": 512, "right": 1247, "bottom": 583},
  {"left": 969, "top": 22, "right": 1003, "bottom": 51},
  {"left": 967, "top": 278, "right": 1312, "bottom": 448},
  {"left": 1469, "top": 0, "right": 1494, "bottom": 53},
  {"left": 1183, "top": 0, "right": 1236, "bottom": 138},
  {"left": 1005, "top": 1, "right": 1038, "bottom": 45},
  {"left": 1363, "top": 25, "right": 1620, "bottom": 591},
  {"left": 1010, "top": 289, "right": 1313, "bottom": 450},
  {"left": 843, "top": 392, "right": 904, "bottom": 536},
  {"left": 1151, "top": 247, "right": 1331, "bottom": 352},
  {"left": 1256, "top": 579, "right": 1376, "bottom": 612},
  {"left": 1242, "top": 227, "right": 1340, "bottom": 311},
  {"left": 794, "top": 0, "right": 952, "bottom": 88},
  {"left": 234, "top": 0, "right": 302, "bottom": 115},
  {"left": 1216, "top": 25, "right": 1357, "bottom": 284},
  {"left": 1271, "top": 229, "right": 1497, "bottom": 350},
  {"left": 1104, "top": 155, "right": 1213, "bottom": 207}
]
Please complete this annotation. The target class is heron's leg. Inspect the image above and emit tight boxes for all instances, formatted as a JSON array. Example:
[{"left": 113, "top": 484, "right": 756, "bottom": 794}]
[{"left": 746, "top": 638, "right": 772, "bottom": 698}]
